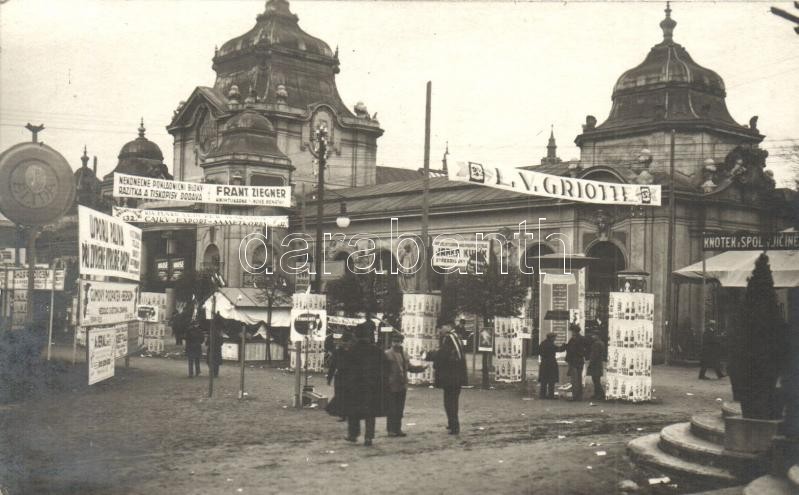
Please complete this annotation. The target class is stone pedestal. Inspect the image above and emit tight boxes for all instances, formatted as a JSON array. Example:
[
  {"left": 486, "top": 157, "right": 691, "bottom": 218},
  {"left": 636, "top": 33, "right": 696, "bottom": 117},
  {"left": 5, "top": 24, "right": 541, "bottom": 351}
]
[{"left": 724, "top": 416, "right": 781, "bottom": 453}]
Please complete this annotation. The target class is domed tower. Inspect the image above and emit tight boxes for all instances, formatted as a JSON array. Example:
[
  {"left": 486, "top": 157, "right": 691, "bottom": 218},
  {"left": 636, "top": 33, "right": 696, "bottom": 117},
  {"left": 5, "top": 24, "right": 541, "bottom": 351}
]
[
  {"left": 100, "top": 120, "right": 172, "bottom": 200},
  {"left": 199, "top": 106, "right": 293, "bottom": 288},
  {"left": 575, "top": 3, "right": 763, "bottom": 179},
  {"left": 168, "top": 0, "right": 382, "bottom": 188},
  {"left": 74, "top": 146, "right": 101, "bottom": 208}
]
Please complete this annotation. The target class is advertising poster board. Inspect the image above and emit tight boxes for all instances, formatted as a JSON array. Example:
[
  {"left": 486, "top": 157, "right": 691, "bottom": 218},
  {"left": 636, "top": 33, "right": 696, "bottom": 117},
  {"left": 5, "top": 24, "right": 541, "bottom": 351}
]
[
  {"left": 432, "top": 239, "right": 490, "bottom": 269},
  {"left": 493, "top": 317, "right": 524, "bottom": 382},
  {"left": 402, "top": 293, "right": 441, "bottom": 385},
  {"left": 139, "top": 292, "right": 167, "bottom": 322},
  {"left": 604, "top": 292, "right": 654, "bottom": 402},
  {"left": 78, "top": 205, "right": 142, "bottom": 281},
  {"left": 88, "top": 326, "right": 115, "bottom": 385},
  {"left": 0, "top": 267, "right": 66, "bottom": 291},
  {"left": 112, "top": 206, "right": 289, "bottom": 227},
  {"left": 79, "top": 280, "right": 138, "bottom": 327},
  {"left": 137, "top": 304, "right": 159, "bottom": 322},
  {"left": 114, "top": 323, "right": 129, "bottom": 359},
  {"left": 113, "top": 172, "right": 292, "bottom": 207}
]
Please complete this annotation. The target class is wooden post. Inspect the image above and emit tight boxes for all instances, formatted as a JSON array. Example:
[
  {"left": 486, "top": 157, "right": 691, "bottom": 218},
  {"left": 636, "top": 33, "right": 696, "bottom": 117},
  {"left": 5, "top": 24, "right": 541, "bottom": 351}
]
[
  {"left": 664, "top": 129, "right": 676, "bottom": 364},
  {"left": 294, "top": 340, "right": 303, "bottom": 408},
  {"left": 208, "top": 292, "right": 216, "bottom": 398},
  {"left": 46, "top": 266, "right": 55, "bottom": 361},
  {"left": 472, "top": 316, "right": 478, "bottom": 381},
  {"left": 420, "top": 81, "right": 432, "bottom": 292},
  {"left": 239, "top": 322, "right": 246, "bottom": 399}
]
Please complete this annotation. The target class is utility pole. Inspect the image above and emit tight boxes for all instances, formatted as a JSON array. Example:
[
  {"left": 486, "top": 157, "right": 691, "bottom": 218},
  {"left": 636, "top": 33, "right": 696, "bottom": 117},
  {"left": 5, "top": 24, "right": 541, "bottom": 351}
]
[
  {"left": 420, "top": 81, "right": 432, "bottom": 293},
  {"left": 313, "top": 125, "right": 328, "bottom": 294},
  {"left": 664, "top": 129, "right": 676, "bottom": 365}
]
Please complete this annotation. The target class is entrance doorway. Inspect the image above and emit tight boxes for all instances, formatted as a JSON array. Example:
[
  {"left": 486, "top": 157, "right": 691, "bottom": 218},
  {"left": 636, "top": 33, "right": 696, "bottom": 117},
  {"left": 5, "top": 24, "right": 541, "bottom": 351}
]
[{"left": 585, "top": 241, "right": 626, "bottom": 329}]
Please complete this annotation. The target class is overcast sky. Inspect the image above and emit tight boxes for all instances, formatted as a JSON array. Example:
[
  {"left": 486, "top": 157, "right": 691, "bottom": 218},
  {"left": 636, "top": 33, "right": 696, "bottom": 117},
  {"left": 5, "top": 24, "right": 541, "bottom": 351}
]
[{"left": 1, "top": 1, "right": 797, "bottom": 186}]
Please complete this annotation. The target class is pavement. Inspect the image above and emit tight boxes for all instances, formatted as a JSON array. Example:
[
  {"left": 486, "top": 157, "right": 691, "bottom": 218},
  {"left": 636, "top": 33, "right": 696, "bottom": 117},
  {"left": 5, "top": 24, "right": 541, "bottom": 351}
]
[{"left": 0, "top": 344, "right": 738, "bottom": 495}]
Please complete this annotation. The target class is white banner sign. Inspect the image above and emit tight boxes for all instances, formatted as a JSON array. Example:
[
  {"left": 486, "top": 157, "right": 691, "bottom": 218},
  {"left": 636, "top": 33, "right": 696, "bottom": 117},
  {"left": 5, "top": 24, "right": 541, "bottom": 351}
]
[
  {"left": 113, "top": 172, "right": 291, "bottom": 207},
  {"left": 432, "top": 239, "right": 490, "bottom": 268},
  {"left": 449, "top": 161, "right": 661, "bottom": 206},
  {"left": 0, "top": 268, "right": 65, "bottom": 291},
  {"left": 78, "top": 205, "right": 142, "bottom": 281},
  {"left": 80, "top": 280, "right": 139, "bottom": 327},
  {"left": 112, "top": 207, "right": 289, "bottom": 228},
  {"left": 88, "top": 327, "right": 115, "bottom": 385}
]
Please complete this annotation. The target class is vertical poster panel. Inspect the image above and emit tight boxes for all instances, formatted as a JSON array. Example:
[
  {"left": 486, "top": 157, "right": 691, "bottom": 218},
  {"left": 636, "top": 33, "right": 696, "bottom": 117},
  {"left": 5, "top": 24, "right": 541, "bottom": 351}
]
[
  {"left": 88, "top": 327, "right": 115, "bottom": 385},
  {"left": 493, "top": 316, "right": 524, "bottom": 383},
  {"left": 403, "top": 293, "right": 441, "bottom": 385},
  {"left": 290, "top": 294, "right": 327, "bottom": 370},
  {"left": 114, "top": 323, "right": 129, "bottom": 359},
  {"left": 604, "top": 292, "right": 654, "bottom": 402}
]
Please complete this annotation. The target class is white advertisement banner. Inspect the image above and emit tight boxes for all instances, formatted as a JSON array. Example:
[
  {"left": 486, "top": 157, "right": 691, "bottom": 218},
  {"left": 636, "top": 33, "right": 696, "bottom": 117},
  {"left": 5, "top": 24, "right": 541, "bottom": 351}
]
[
  {"left": 88, "top": 327, "right": 115, "bottom": 385},
  {"left": 432, "top": 239, "right": 490, "bottom": 268},
  {"left": 80, "top": 280, "right": 139, "bottom": 327},
  {"left": 113, "top": 172, "right": 291, "bottom": 207},
  {"left": 112, "top": 207, "right": 289, "bottom": 228},
  {"left": 449, "top": 161, "right": 661, "bottom": 206},
  {"left": 290, "top": 308, "right": 327, "bottom": 343},
  {"left": 78, "top": 205, "right": 142, "bottom": 281},
  {"left": 139, "top": 292, "right": 167, "bottom": 323}
]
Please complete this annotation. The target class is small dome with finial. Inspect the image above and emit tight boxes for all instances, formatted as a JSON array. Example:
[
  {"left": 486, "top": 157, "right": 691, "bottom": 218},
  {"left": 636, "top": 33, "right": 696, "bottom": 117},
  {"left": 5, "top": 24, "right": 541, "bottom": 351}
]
[{"left": 118, "top": 119, "right": 163, "bottom": 162}]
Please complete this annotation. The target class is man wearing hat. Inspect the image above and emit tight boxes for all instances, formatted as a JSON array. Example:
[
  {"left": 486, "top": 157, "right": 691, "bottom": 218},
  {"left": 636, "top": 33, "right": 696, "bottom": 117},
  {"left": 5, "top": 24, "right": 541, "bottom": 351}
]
[
  {"left": 699, "top": 321, "right": 726, "bottom": 380},
  {"left": 423, "top": 322, "right": 468, "bottom": 434},
  {"left": 385, "top": 333, "right": 428, "bottom": 437},
  {"left": 565, "top": 323, "right": 588, "bottom": 401}
]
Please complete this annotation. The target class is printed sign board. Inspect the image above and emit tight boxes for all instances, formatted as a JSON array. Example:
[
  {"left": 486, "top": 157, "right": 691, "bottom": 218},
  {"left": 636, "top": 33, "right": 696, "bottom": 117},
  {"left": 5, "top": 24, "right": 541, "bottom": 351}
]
[
  {"left": 432, "top": 238, "right": 490, "bottom": 268},
  {"left": 114, "top": 323, "right": 129, "bottom": 359},
  {"left": 113, "top": 206, "right": 289, "bottom": 227},
  {"left": 702, "top": 231, "right": 799, "bottom": 251},
  {"left": 449, "top": 161, "right": 661, "bottom": 206},
  {"left": 80, "top": 280, "right": 138, "bottom": 327},
  {"left": 290, "top": 308, "right": 327, "bottom": 342},
  {"left": 78, "top": 205, "right": 141, "bottom": 281},
  {"left": 113, "top": 172, "right": 291, "bottom": 207},
  {"left": 0, "top": 267, "right": 65, "bottom": 291},
  {"left": 88, "top": 326, "right": 115, "bottom": 385}
]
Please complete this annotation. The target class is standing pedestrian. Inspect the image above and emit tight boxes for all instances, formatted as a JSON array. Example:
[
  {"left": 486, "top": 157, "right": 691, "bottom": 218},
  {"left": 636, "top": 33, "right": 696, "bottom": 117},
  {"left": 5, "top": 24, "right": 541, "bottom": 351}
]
[
  {"left": 699, "top": 322, "right": 726, "bottom": 380},
  {"left": 538, "top": 332, "right": 565, "bottom": 399},
  {"left": 385, "top": 333, "right": 427, "bottom": 437},
  {"left": 326, "top": 330, "right": 354, "bottom": 422},
  {"left": 423, "top": 322, "right": 467, "bottom": 434},
  {"left": 206, "top": 323, "right": 223, "bottom": 378},
  {"left": 587, "top": 330, "right": 606, "bottom": 400},
  {"left": 565, "top": 323, "right": 588, "bottom": 401},
  {"left": 185, "top": 321, "right": 204, "bottom": 378},
  {"left": 330, "top": 323, "right": 388, "bottom": 447}
]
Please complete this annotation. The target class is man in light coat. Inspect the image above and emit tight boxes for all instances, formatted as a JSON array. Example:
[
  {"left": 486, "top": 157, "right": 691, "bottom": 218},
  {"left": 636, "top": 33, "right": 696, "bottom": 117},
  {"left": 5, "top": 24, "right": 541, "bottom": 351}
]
[{"left": 385, "top": 333, "right": 428, "bottom": 437}]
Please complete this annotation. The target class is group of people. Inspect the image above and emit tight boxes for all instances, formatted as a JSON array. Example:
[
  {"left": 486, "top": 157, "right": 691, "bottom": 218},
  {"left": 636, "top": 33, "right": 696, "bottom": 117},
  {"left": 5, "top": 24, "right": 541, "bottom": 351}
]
[
  {"left": 173, "top": 299, "right": 224, "bottom": 379},
  {"left": 325, "top": 322, "right": 467, "bottom": 446},
  {"left": 538, "top": 323, "right": 607, "bottom": 401}
]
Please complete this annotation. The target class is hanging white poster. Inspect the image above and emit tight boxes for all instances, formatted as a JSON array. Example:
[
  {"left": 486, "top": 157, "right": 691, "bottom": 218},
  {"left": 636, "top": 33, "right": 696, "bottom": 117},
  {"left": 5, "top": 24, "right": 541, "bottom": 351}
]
[
  {"left": 493, "top": 316, "right": 524, "bottom": 382},
  {"left": 449, "top": 160, "right": 661, "bottom": 206},
  {"left": 78, "top": 205, "right": 142, "bottom": 281},
  {"left": 88, "top": 326, "right": 115, "bottom": 385},
  {"left": 431, "top": 238, "right": 490, "bottom": 268},
  {"left": 112, "top": 206, "right": 289, "bottom": 228},
  {"left": 113, "top": 172, "right": 291, "bottom": 207},
  {"left": 290, "top": 308, "right": 327, "bottom": 343},
  {"left": 402, "top": 293, "right": 441, "bottom": 385},
  {"left": 139, "top": 292, "right": 168, "bottom": 322},
  {"left": 80, "top": 280, "right": 139, "bottom": 327}
]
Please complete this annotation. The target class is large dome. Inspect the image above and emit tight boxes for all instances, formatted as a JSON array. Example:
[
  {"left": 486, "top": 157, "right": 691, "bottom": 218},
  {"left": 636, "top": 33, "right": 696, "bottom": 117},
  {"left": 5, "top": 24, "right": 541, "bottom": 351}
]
[
  {"left": 205, "top": 108, "right": 288, "bottom": 163},
  {"left": 577, "top": 4, "right": 758, "bottom": 143},
  {"left": 216, "top": 0, "right": 333, "bottom": 59},
  {"left": 118, "top": 120, "right": 164, "bottom": 162}
]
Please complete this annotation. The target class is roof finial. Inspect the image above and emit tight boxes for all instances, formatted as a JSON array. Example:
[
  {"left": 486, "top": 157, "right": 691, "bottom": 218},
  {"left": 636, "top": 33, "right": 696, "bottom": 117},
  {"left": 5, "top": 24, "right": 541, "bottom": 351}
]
[
  {"left": 660, "top": 1, "right": 677, "bottom": 43},
  {"left": 442, "top": 141, "right": 449, "bottom": 173},
  {"left": 547, "top": 125, "right": 557, "bottom": 160},
  {"left": 81, "top": 145, "right": 89, "bottom": 168},
  {"left": 138, "top": 118, "right": 146, "bottom": 138}
]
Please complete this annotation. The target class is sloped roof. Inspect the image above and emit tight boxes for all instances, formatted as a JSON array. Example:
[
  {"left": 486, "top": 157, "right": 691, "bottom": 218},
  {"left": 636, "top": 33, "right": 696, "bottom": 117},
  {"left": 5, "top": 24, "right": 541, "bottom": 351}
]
[{"left": 375, "top": 166, "right": 422, "bottom": 184}]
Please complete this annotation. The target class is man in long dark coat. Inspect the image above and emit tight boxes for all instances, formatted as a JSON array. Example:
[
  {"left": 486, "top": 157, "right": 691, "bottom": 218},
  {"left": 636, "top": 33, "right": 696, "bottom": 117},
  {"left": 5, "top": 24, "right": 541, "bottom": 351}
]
[
  {"left": 538, "top": 332, "right": 565, "bottom": 399},
  {"left": 424, "top": 322, "right": 468, "bottom": 434},
  {"left": 330, "top": 323, "right": 388, "bottom": 446},
  {"left": 699, "top": 322, "right": 726, "bottom": 380},
  {"left": 565, "top": 324, "right": 588, "bottom": 401},
  {"left": 385, "top": 333, "right": 427, "bottom": 436},
  {"left": 184, "top": 321, "right": 204, "bottom": 377},
  {"left": 587, "top": 331, "right": 606, "bottom": 400}
]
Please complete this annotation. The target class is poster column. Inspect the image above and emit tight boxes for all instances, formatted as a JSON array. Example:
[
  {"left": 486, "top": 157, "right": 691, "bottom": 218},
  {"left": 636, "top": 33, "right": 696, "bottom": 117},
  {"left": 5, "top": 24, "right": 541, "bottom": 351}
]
[
  {"left": 493, "top": 317, "right": 526, "bottom": 383},
  {"left": 290, "top": 293, "right": 327, "bottom": 370},
  {"left": 402, "top": 293, "right": 441, "bottom": 386},
  {"left": 604, "top": 292, "right": 654, "bottom": 402}
]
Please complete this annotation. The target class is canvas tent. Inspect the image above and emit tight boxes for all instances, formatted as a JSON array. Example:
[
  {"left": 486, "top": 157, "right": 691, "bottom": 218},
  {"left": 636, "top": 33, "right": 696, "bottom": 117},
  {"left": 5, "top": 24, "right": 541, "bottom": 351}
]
[
  {"left": 674, "top": 250, "right": 799, "bottom": 288},
  {"left": 203, "top": 287, "right": 292, "bottom": 326}
]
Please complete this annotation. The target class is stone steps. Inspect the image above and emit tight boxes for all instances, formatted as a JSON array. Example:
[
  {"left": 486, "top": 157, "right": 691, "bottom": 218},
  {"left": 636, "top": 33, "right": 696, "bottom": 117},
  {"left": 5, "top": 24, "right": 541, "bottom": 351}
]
[
  {"left": 691, "top": 412, "right": 726, "bottom": 445},
  {"left": 722, "top": 402, "right": 742, "bottom": 417},
  {"left": 742, "top": 474, "right": 796, "bottom": 495},
  {"left": 627, "top": 433, "right": 739, "bottom": 489},
  {"left": 659, "top": 423, "right": 764, "bottom": 476}
]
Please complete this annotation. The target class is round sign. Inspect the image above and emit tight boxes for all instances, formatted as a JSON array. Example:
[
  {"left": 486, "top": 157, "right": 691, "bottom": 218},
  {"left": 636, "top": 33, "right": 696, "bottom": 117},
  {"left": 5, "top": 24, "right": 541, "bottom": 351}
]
[
  {"left": 293, "top": 312, "right": 321, "bottom": 336},
  {"left": 0, "top": 142, "right": 76, "bottom": 226}
]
